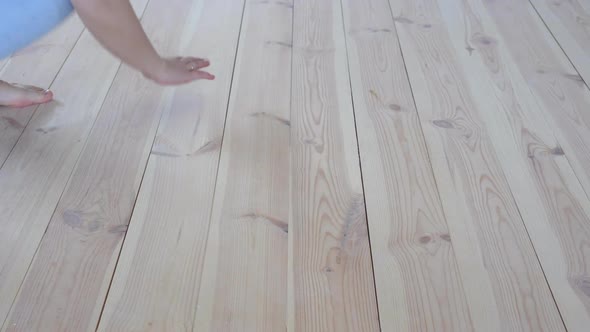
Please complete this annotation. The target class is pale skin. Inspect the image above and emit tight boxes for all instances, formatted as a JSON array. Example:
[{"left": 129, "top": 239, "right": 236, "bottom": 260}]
[{"left": 0, "top": 0, "right": 214, "bottom": 108}]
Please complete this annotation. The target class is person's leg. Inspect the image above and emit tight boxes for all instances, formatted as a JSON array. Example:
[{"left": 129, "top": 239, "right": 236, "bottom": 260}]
[{"left": 0, "top": 0, "right": 73, "bottom": 107}]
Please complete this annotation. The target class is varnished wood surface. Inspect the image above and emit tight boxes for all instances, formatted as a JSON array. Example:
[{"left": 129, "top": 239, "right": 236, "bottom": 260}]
[
  {"left": 194, "top": 0, "right": 292, "bottom": 330},
  {"left": 439, "top": 0, "right": 590, "bottom": 330},
  {"left": 98, "top": 0, "right": 244, "bottom": 330},
  {"left": 1, "top": 0, "right": 590, "bottom": 330},
  {"left": 389, "top": 0, "right": 564, "bottom": 330},
  {"left": 0, "top": 15, "right": 84, "bottom": 165},
  {"left": 482, "top": 0, "right": 590, "bottom": 206},
  {"left": 290, "top": 0, "right": 380, "bottom": 330},
  {"left": 529, "top": 0, "right": 590, "bottom": 87},
  {"left": 0, "top": 0, "right": 149, "bottom": 326},
  {"left": 341, "top": 0, "right": 472, "bottom": 330}
]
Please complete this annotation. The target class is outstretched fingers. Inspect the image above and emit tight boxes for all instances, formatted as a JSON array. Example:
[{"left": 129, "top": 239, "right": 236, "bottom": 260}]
[
  {"left": 191, "top": 70, "right": 215, "bottom": 80},
  {"left": 181, "top": 57, "right": 210, "bottom": 71}
]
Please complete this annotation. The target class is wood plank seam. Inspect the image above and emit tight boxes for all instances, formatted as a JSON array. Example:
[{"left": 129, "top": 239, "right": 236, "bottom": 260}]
[
  {"left": 335, "top": 0, "right": 384, "bottom": 328},
  {"left": 190, "top": 0, "right": 248, "bottom": 278},
  {"left": 287, "top": 1, "right": 295, "bottom": 330},
  {"left": 384, "top": 0, "right": 469, "bottom": 286},
  {"left": 190, "top": 0, "right": 293, "bottom": 329},
  {"left": 561, "top": 144, "right": 590, "bottom": 203},
  {"left": 526, "top": 0, "right": 590, "bottom": 92},
  {"left": 184, "top": 1, "right": 248, "bottom": 329},
  {"left": 445, "top": 5, "right": 581, "bottom": 322},
  {"left": 446, "top": 0, "right": 590, "bottom": 328},
  {"left": 479, "top": 0, "right": 590, "bottom": 208},
  {"left": 0, "top": 0, "right": 155, "bottom": 328},
  {"left": 524, "top": 0, "right": 590, "bottom": 203},
  {"left": 0, "top": 26, "right": 87, "bottom": 170},
  {"left": 0, "top": 26, "right": 131, "bottom": 332},
  {"left": 0, "top": 59, "right": 10, "bottom": 74},
  {"left": 346, "top": 0, "right": 473, "bottom": 329},
  {"left": 290, "top": 0, "right": 380, "bottom": 329},
  {"left": 85, "top": 3, "right": 189, "bottom": 327},
  {"left": 509, "top": 197, "right": 568, "bottom": 328},
  {"left": 526, "top": 0, "right": 590, "bottom": 95},
  {"left": 92, "top": 80, "right": 160, "bottom": 332},
  {"left": 0, "top": 62, "right": 126, "bottom": 332},
  {"left": 386, "top": 0, "right": 566, "bottom": 329},
  {"left": 0, "top": 0, "right": 157, "bottom": 318},
  {"left": 385, "top": 0, "right": 443, "bottom": 225},
  {"left": 198, "top": 0, "right": 248, "bottom": 229},
  {"left": 0, "top": 4, "right": 151, "bottom": 328},
  {"left": 98, "top": 0, "right": 244, "bottom": 331}
]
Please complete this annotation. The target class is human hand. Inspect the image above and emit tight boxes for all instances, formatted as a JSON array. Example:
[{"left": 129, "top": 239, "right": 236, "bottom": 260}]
[{"left": 144, "top": 56, "right": 215, "bottom": 85}]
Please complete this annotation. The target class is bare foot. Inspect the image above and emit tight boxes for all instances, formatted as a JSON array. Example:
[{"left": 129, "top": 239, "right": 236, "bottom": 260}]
[{"left": 0, "top": 80, "right": 53, "bottom": 108}]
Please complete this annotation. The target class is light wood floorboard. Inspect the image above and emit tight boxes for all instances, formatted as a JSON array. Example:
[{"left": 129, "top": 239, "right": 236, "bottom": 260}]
[
  {"left": 97, "top": 0, "right": 244, "bottom": 329},
  {"left": 1, "top": 0, "right": 589, "bottom": 330},
  {"left": 194, "top": 0, "right": 292, "bottom": 330}
]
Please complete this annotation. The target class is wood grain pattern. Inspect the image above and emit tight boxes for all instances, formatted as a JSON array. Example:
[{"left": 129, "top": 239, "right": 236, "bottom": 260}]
[
  {"left": 97, "top": 0, "right": 244, "bottom": 330},
  {"left": 289, "top": 0, "right": 379, "bottom": 330},
  {"left": 0, "top": 15, "right": 84, "bottom": 164},
  {"left": 389, "top": 0, "right": 565, "bottom": 330},
  {"left": 0, "top": 7, "right": 151, "bottom": 328},
  {"left": 438, "top": 0, "right": 590, "bottom": 330},
  {"left": 0, "top": 58, "right": 9, "bottom": 72},
  {"left": 480, "top": 0, "right": 590, "bottom": 204},
  {"left": 0, "top": 0, "right": 194, "bottom": 330},
  {"left": 529, "top": 0, "right": 590, "bottom": 87},
  {"left": 340, "top": 0, "right": 473, "bottom": 330},
  {"left": 2, "top": 0, "right": 589, "bottom": 329},
  {"left": 193, "top": 0, "right": 292, "bottom": 330}
]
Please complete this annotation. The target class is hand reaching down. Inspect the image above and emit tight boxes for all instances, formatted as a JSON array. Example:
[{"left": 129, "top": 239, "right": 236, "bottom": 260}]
[
  {"left": 145, "top": 57, "right": 215, "bottom": 85},
  {"left": 71, "top": 0, "right": 215, "bottom": 86}
]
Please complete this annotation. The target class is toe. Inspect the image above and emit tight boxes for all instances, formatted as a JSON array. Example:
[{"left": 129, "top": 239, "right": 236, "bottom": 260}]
[
  {"left": 0, "top": 82, "right": 53, "bottom": 108},
  {"left": 24, "top": 87, "right": 52, "bottom": 103},
  {"left": 40, "top": 90, "right": 53, "bottom": 103},
  {"left": 14, "top": 86, "right": 53, "bottom": 107}
]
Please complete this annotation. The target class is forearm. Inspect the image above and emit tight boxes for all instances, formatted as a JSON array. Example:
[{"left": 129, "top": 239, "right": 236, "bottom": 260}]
[{"left": 71, "top": 0, "right": 162, "bottom": 76}]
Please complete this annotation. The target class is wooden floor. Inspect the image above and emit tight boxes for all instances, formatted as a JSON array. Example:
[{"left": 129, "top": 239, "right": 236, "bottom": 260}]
[{"left": 1, "top": 0, "right": 590, "bottom": 330}]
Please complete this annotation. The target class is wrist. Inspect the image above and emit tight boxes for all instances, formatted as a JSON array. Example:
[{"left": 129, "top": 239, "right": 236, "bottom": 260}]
[{"left": 141, "top": 55, "right": 166, "bottom": 82}]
